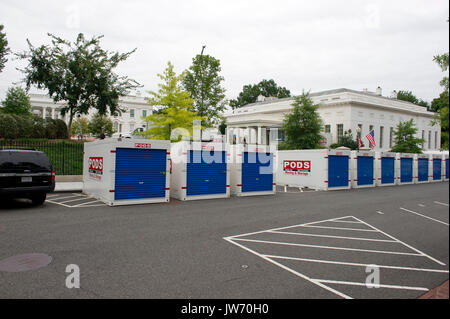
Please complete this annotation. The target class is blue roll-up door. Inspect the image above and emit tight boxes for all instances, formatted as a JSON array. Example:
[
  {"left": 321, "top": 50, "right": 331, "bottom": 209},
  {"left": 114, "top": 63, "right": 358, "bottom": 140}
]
[
  {"left": 433, "top": 159, "right": 442, "bottom": 180},
  {"left": 115, "top": 148, "right": 167, "bottom": 200},
  {"left": 242, "top": 152, "right": 273, "bottom": 193},
  {"left": 381, "top": 157, "right": 395, "bottom": 184},
  {"left": 187, "top": 150, "right": 227, "bottom": 196},
  {"left": 446, "top": 159, "right": 449, "bottom": 179},
  {"left": 328, "top": 155, "right": 349, "bottom": 188},
  {"left": 400, "top": 158, "right": 413, "bottom": 183},
  {"left": 357, "top": 156, "right": 374, "bottom": 186},
  {"left": 417, "top": 158, "right": 429, "bottom": 182}
]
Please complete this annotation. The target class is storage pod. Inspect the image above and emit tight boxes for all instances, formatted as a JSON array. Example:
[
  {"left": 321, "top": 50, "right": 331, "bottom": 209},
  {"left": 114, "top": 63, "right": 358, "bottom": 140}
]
[
  {"left": 170, "top": 142, "right": 230, "bottom": 201},
  {"left": 444, "top": 154, "right": 449, "bottom": 181},
  {"left": 230, "top": 144, "right": 276, "bottom": 196},
  {"left": 431, "top": 154, "right": 443, "bottom": 182},
  {"left": 415, "top": 154, "right": 430, "bottom": 184},
  {"left": 276, "top": 149, "right": 351, "bottom": 191},
  {"left": 83, "top": 139, "right": 171, "bottom": 206},
  {"left": 350, "top": 150, "right": 376, "bottom": 189},
  {"left": 397, "top": 153, "right": 415, "bottom": 185},
  {"left": 375, "top": 152, "right": 397, "bottom": 187}
]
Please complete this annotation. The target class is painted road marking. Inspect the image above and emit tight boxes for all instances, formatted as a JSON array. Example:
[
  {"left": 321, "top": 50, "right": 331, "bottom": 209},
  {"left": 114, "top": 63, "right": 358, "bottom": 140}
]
[
  {"left": 434, "top": 201, "right": 449, "bottom": 207},
  {"left": 400, "top": 207, "right": 449, "bottom": 226},
  {"left": 46, "top": 194, "right": 106, "bottom": 208},
  {"left": 224, "top": 216, "right": 448, "bottom": 299}
]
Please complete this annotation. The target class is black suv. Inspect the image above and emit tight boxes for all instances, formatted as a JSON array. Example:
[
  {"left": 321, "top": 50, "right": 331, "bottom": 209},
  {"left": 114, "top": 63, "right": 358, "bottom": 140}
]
[{"left": 0, "top": 149, "right": 55, "bottom": 205}]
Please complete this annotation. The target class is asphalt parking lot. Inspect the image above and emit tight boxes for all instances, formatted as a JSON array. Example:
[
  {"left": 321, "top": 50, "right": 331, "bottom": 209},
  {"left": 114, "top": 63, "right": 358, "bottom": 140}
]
[{"left": 0, "top": 182, "right": 448, "bottom": 299}]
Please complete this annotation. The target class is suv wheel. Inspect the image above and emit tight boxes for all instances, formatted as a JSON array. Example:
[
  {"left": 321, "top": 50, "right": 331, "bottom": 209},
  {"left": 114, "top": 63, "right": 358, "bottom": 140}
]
[{"left": 31, "top": 192, "right": 47, "bottom": 206}]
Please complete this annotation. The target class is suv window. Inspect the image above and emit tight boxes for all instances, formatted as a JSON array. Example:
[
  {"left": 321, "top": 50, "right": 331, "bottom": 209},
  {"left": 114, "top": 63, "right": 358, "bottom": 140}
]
[{"left": 0, "top": 150, "right": 52, "bottom": 173}]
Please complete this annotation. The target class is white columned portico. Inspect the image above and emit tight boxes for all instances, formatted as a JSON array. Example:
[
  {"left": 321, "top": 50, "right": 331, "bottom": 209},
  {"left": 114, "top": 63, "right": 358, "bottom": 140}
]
[
  {"left": 42, "top": 107, "right": 47, "bottom": 119},
  {"left": 51, "top": 108, "right": 55, "bottom": 119}
]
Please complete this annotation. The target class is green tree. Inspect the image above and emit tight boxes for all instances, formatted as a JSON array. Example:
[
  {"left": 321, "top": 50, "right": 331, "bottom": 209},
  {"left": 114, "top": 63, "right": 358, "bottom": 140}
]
[
  {"left": 72, "top": 117, "right": 90, "bottom": 137},
  {"left": 278, "top": 92, "right": 324, "bottom": 150},
  {"left": 17, "top": 33, "right": 140, "bottom": 136},
  {"left": 183, "top": 53, "right": 227, "bottom": 126},
  {"left": 88, "top": 113, "right": 114, "bottom": 137},
  {"left": 390, "top": 119, "right": 425, "bottom": 153},
  {"left": 143, "top": 62, "right": 204, "bottom": 141},
  {"left": 230, "top": 79, "right": 291, "bottom": 109},
  {"left": 0, "top": 87, "right": 32, "bottom": 116},
  {"left": 397, "top": 90, "right": 430, "bottom": 109},
  {"left": 432, "top": 52, "right": 449, "bottom": 149},
  {"left": 0, "top": 24, "right": 9, "bottom": 73}
]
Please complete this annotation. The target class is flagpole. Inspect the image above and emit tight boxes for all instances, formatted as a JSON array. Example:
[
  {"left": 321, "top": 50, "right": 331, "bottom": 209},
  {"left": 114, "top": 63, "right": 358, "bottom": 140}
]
[{"left": 356, "top": 126, "right": 361, "bottom": 151}]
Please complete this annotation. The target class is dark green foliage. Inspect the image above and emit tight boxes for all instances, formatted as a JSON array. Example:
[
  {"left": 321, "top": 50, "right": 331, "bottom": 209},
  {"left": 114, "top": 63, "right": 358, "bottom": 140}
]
[
  {"left": 17, "top": 33, "right": 141, "bottom": 135},
  {"left": 230, "top": 79, "right": 291, "bottom": 109},
  {"left": 390, "top": 119, "right": 425, "bottom": 153},
  {"left": 0, "top": 87, "right": 32, "bottom": 116},
  {"left": 88, "top": 113, "right": 114, "bottom": 137},
  {"left": 397, "top": 90, "right": 430, "bottom": 109},
  {"left": 329, "top": 130, "right": 363, "bottom": 150},
  {"left": 0, "top": 114, "right": 67, "bottom": 139},
  {"left": 183, "top": 54, "right": 227, "bottom": 126},
  {"left": 0, "top": 24, "right": 9, "bottom": 72},
  {"left": 278, "top": 92, "right": 324, "bottom": 150}
]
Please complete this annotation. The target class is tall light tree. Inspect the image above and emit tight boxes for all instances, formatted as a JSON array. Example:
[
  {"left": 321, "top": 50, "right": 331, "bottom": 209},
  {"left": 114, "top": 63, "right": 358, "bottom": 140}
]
[
  {"left": 183, "top": 50, "right": 227, "bottom": 126},
  {"left": 0, "top": 24, "right": 9, "bottom": 73},
  {"left": 230, "top": 79, "right": 291, "bottom": 109},
  {"left": 0, "top": 86, "right": 32, "bottom": 117},
  {"left": 143, "top": 62, "right": 204, "bottom": 141},
  {"left": 17, "top": 33, "right": 140, "bottom": 136},
  {"left": 279, "top": 92, "right": 324, "bottom": 150},
  {"left": 396, "top": 90, "right": 429, "bottom": 109}
]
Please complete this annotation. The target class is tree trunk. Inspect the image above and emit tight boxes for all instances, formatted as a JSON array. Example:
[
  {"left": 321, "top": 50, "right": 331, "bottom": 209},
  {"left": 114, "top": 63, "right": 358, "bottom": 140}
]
[{"left": 67, "top": 109, "right": 73, "bottom": 139}]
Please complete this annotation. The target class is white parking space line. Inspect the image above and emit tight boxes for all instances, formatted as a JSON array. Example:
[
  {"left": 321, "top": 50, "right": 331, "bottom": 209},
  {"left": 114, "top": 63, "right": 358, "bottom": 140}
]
[
  {"left": 400, "top": 207, "right": 449, "bottom": 227},
  {"left": 418, "top": 204, "right": 426, "bottom": 208},
  {"left": 45, "top": 199, "right": 73, "bottom": 208},
  {"left": 298, "top": 225, "right": 378, "bottom": 232},
  {"left": 49, "top": 194, "right": 84, "bottom": 201},
  {"left": 225, "top": 215, "right": 448, "bottom": 299},
  {"left": 46, "top": 194, "right": 106, "bottom": 208},
  {"left": 434, "top": 201, "right": 449, "bottom": 207},
  {"left": 268, "top": 230, "right": 398, "bottom": 243},
  {"left": 264, "top": 255, "right": 449, "bottom": 273},
  {"left": 313, "top": 279, "right": 429, "bottom": 292},
  {"left": 231, "top": 238, "right": 422, "bottom": 256},
  {"left": 377, "top": 211, "right": 384, "bottom": 215}
]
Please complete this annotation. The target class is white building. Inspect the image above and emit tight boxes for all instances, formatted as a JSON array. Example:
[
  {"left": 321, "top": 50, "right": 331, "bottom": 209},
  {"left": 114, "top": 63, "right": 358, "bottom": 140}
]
[
  {"left": 224, "top": 87, "right": 441, "bottom": 152},
  {"left": 29, "top": 93, "right": 152, "bottom": 135}
]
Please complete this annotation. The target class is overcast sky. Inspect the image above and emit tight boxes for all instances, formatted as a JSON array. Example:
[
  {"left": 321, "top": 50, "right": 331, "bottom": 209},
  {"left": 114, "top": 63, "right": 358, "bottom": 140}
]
[{"left": 0, "top": 0, "right": 448, "bottom": 104}]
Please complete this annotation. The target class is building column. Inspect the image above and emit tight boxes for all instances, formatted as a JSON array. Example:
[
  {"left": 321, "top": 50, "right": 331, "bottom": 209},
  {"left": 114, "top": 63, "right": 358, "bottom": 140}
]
[
  {"left": 51, "top": 108, "right": 55, "bottom": 119},
  {"left": 42, "top": 107, "right": 47, "bottom": 119}
]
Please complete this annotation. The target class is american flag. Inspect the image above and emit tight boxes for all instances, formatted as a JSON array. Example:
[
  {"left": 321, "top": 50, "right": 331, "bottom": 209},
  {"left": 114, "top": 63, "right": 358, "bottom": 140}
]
[
  {"left": 358, "top": 136, "right": 363, "bottom": 149},
  {"left": 366, "top": 130, "right": 376, "bottom": 149}
]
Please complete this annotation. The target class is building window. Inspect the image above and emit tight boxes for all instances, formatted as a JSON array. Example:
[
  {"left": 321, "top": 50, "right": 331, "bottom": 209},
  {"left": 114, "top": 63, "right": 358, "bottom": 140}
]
[
  {"left": 113, "top": 121, "right": 119, "bottom": 132},
  {"left": 324, "top": 125, "right": 331, "bottom": 133},
  {"left": 337, "top": 124, "right": 344, "bottom": 144},
  {"left": 380, "top": 126, "right": 384, "bottom": 149},
  {"left": 435, "top": 131, "right": 438, "bottom": 149},
  {"left": 130, "top": 123, "right": 135, "bottom": 132},
  {"left": 428, "top": 131, "right": 431, "bottom": 149},
  {"left": 422, "top": 130, "right": 425, "bottom": 149},
  {"left": 369, "top": 125, "right": 374, "bottom": 132},
  {"left": 130, "top": 109, "right": 135, "bottom": 118},
  {"left": 142, "top": 110, "right": 147, "bottom": 118},
  {"left": 389, "top": 127, "right": 394, "bottom": 148}
]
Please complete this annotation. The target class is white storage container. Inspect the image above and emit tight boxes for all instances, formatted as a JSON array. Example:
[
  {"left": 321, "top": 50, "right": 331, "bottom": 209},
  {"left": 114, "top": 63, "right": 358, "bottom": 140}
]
[
  {"left": 444, "top": 153, "right": 449, "bottom": 181},
  {"left": 375, "top": 152, "right": 397, "bottom": 187},
  {"left": 170, "top": 141, "right": 230, "bottom": 201},
  {"left": 276, "top": 149, "right": 351, "bottom": 191},
  {"left": 350, "top": 150, "right": 376, "bottom": 189},
  {"left": 431, "top": 154, "right": 444, "bottom": 182},
  {"left": 397, "top": 153, "right": 415, "bottom": 185},
  {"left": 415, "top": 153, "right": 431, "bottom": 184},
  {"left": 230, "top": 144, "right": 276, "bottom": 196},
  {"left": 83, "top": 138, "right": 171, "bottom": 206}
]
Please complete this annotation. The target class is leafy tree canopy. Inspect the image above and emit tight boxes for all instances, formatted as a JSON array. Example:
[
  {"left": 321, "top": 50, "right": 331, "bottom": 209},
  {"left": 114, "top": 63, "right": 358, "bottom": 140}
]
[
  {"left": 88, "top": 113, "right": 114, "bottom": 137},
  {"left": 183, "top": 53, "right": 227, "bottom": 127},
  {"left": 330, "top": 130, "right": 364, "bottom": 150},
  {"left": 17, "top": 33, "right": 140, "bottom": 136},
  {"left": 0, "top": 24, "right": 9, "bottom": 73},
  {"left": 432, "top": 51, "right": 449, "bottom": 149},
  {"left": 396, "top": 90, "right": 430, "bottom": 109},
  {"left": 390, "top": 119, "right": 425, "bottom": 153},
  {"left": 278, "top": 92, "right": 324, "bottom": 150},
  {"left": 0, "top": 86, "right": 32, "bottom": 117},
  {"left": 230, "top": 79, "right": 291, "bottom": 109},
  {"left": 72, "top": 117, "right": 90, "bottom": 136}
]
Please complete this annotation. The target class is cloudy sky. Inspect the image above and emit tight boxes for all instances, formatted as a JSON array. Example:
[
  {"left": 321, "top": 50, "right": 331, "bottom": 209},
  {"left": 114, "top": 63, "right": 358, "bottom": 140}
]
[{"left": 0, "top": 0, "right": 448, "bottom": 104}]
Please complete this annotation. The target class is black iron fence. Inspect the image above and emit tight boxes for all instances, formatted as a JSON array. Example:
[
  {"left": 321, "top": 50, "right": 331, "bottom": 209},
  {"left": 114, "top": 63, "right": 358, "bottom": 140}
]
[{"left": 0, "top": 139, "right": 84, "bottom": 176}]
